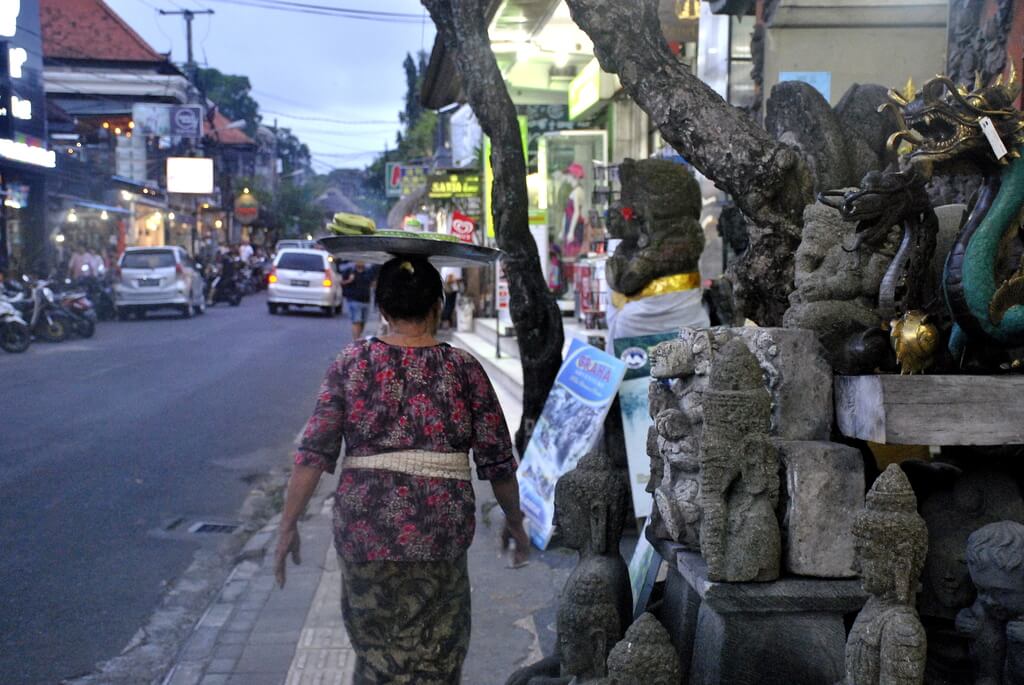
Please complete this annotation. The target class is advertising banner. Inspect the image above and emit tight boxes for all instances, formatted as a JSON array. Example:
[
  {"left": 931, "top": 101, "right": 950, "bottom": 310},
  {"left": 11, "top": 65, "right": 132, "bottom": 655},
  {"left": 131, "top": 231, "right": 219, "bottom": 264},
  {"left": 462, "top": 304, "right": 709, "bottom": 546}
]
[
  {"left": 166, "top": 157, "right": 214, "bottom": 194},
  {"left": 517, "top": 338, "right": 627, "bottom": 549},
  {"left": 613, "top": 331, "right": 679, "bottom": 518},
  {"left": 132, "top": 104, "right": 204, "bottom": 138},
  {"left": 449, "top": 211, "right": 475, "bottom": 244}
]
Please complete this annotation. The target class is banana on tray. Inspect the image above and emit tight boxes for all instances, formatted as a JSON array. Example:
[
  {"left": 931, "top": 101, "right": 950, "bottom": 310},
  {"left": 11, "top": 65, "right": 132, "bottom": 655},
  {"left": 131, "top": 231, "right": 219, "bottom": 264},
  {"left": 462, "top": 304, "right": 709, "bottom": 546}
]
[{"left": 327, "top": 212, "right": 377, "bottom": 235}]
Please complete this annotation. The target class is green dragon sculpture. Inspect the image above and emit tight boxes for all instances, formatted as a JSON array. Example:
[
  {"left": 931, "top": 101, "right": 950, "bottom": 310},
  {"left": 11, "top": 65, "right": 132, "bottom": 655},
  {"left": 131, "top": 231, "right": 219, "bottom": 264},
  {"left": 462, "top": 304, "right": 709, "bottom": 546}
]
[{"left": 885, "top": 70, "right": 1024, "bottom": 359}]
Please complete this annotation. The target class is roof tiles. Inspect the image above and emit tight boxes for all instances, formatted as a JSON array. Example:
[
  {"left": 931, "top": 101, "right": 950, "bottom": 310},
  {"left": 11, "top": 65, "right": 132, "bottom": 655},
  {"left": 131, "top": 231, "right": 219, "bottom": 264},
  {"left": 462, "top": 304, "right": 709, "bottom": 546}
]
[{"left": 40, "top": 0, "right": 166, "bottom": 62}]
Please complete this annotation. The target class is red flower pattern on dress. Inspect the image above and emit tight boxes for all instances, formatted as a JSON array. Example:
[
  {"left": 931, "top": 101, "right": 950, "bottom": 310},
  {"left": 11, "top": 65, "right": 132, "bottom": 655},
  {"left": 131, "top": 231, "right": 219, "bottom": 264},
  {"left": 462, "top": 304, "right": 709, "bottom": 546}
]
[{"left": 295, "top": 338, "right": 516, "bottom": 562}]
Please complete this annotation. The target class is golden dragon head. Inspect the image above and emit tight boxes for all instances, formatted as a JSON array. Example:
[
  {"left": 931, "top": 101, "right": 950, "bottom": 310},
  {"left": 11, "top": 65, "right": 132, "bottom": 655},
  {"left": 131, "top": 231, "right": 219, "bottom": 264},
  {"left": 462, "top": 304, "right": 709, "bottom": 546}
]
[{"left": 881, "top": 69, "right": 1024, "bottom": 169}]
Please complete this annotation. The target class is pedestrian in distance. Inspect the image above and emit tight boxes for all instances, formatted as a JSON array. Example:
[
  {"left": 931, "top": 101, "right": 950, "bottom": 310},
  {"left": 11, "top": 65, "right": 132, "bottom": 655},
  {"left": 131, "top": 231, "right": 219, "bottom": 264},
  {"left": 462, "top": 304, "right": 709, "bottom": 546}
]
[
  {"left": 275, "top": 256, "right": 530, "bottom": 684},
  {"left": 340, "top": 261, "right": 376, "bottom": 340}
]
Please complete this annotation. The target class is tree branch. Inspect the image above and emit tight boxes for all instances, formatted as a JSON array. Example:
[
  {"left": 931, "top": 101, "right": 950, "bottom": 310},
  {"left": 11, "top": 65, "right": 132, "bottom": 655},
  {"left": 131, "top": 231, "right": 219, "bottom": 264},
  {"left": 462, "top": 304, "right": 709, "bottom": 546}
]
[
  {"left": 564, "top": 0, "right": 814, "bottom": 324},
  {"left": 423, "top": 0, "right": 565, "bottom": 450}
]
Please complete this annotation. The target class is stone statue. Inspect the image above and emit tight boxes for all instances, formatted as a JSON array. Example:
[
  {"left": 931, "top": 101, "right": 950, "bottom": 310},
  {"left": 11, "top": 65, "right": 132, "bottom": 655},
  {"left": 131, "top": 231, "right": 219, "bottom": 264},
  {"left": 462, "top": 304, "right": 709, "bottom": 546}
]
[
  {"left": 842, "top": 464, "right": 928, "bottom": 685},
  {"left": 654, "top": 408, "right": 702, "bottom": 550},
  {"left": 783, "top": 200, "right": 897, "bottom": 371},
  {"left": 603, "top": 612, "right": 682, "bottom": 685},
  {"left": 605, "top": 158, "right": 709, "bottom": 344},
  {"left": 698, "top": 337, "right": 781, "bottom": 582},
  {"left": 919, "top": 471, "right": 1024, "bottom": 683},
  {"left": 506, "top": 450, "right": 632, "bottom": 685},
  {"left": 605, "top": 158, "right": 704, "bottom": 297},
  {"left": 956, "top": 521, "right": 1024, "bottom": 684}
]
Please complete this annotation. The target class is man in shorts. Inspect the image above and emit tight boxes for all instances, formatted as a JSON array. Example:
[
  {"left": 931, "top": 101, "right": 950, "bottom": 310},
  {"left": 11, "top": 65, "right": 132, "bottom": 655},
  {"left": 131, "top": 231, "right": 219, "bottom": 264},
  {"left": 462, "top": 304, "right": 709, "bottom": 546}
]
[{"left": 341, "top": 262, "right": 376, "bottom": 339}]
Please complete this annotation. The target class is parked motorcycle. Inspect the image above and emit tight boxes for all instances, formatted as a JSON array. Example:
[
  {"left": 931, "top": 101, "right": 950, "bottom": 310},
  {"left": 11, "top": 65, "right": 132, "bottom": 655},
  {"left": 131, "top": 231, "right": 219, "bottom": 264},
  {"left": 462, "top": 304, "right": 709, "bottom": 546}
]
[
  {"left": 0, "top": 296, "right": 31, "bottom": 353},
  {"left": 76, "top": 275, "right": 115, "bottom": 321},
  {"left": 55, "top": 282, "right": 97, "bottom": 338},
  {"left": 7, "top": 276, "right": 72, "bottom": 342}
]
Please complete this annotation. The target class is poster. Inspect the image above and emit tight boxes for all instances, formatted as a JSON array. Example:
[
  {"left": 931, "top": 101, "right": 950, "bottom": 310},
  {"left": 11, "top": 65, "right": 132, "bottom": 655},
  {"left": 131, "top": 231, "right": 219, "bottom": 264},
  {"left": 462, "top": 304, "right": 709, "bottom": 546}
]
[
  {"left": 613, "top": 332, "right": 679, "bottom": 517},
  {"left": 518, "top": 338, "right": 627, "bottom": 549},
  {"left": 628, "top": 518, "right": 662, "bottom": 614}
]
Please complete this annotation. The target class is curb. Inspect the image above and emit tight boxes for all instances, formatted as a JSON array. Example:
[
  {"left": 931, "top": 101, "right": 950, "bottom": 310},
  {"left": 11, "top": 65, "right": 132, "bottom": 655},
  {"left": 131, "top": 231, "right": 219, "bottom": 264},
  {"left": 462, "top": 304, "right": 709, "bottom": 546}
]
[{"left": 62, "top": 470, "right": 290, "bottom": 685}]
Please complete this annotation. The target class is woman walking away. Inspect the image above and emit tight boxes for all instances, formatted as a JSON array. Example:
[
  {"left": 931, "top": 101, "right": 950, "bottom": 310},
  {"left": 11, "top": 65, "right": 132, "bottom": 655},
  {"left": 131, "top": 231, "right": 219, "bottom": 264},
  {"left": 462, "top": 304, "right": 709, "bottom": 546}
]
[{"left": 274, "top": 256, "right": 530, "bottom": 685}]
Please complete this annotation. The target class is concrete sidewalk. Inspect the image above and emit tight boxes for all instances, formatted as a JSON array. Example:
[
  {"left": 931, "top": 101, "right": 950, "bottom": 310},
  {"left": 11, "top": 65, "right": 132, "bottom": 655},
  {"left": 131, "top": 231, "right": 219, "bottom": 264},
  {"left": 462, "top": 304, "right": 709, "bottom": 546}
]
[{"left": 160, "top": 321, "right": 592, "bottom": 685}]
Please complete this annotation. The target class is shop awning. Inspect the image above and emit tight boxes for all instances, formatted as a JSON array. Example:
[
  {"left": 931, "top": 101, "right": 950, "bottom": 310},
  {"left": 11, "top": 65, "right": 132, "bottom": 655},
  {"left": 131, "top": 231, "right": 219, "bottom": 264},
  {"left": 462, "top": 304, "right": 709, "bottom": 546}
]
[{"left": 59, "top": 197, "right": 132, "bottom": 215}]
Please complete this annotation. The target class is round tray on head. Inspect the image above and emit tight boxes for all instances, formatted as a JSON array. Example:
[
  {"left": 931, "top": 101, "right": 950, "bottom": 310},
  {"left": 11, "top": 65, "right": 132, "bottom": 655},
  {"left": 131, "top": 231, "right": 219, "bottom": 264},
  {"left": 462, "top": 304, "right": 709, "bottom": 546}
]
[{"left": 318, "top": 234, "right": 502, "bottom": 268}]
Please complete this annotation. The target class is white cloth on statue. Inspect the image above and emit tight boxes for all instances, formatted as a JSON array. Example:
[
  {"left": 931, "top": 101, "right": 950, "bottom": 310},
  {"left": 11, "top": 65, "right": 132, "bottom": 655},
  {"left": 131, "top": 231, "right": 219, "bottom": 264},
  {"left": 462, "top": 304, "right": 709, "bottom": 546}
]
[{"left": 605, "top": 288, "right": 710, "bottom": 354}]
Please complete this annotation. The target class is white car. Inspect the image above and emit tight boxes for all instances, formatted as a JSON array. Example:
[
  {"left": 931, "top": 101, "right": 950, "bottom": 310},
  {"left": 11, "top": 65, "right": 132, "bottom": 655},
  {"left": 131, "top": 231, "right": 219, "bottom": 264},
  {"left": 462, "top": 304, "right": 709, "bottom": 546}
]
[
  {"left": 267, "top": 248, "right": 343, "bottom": 316},
  {"left": 114, "top": 246, "right": 206, "bottom": 320}
]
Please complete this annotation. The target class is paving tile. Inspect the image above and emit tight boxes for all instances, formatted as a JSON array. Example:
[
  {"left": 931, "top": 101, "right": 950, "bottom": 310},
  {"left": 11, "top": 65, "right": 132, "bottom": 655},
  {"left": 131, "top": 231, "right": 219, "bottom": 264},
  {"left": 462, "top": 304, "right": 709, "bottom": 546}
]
[
  {"left": 247, "top": 628, "right": 303, "bottom": 645},
  {"left": 285, "top": 648, "right": 354, "bottom": 685},
  {"left": 179, "top": 627, "right": 221, "bottom": 661},
  {"left": 217, "top": 631, "right": 251, "bottom": 645},
  {"left": 212, "top": 643, "right": 245, "bottom": 661},
  {"left": 199, "top": 603, "right": 234, "bottom": 629},
  {"left": 227, "top": 673, "right": 286, "bottom": 685},
  {"left": 206, "top": 658, "right": 239, "bottom": 674},
  {"left": 199, "top": 676, "right": 230, "bottom": 685},
  {"left": 165, "top": 662, "right": 204, "bottom": 685},
  {"left": 196, "top": 671, "right": 227, "bottom": 683},
  {"left": 297, "top": 627, "right": 350, "bottom": 650},
  {"left": 234, "top": 643, "right": 298, "bottom": 673}
]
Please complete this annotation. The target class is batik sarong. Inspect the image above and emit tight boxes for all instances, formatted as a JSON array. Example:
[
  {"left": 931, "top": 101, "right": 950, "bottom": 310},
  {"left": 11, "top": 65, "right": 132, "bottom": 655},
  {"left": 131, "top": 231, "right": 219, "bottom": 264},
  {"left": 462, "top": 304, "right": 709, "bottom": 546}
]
[{"left": 339, "top": 554, "right": 471, "bottom": 685}]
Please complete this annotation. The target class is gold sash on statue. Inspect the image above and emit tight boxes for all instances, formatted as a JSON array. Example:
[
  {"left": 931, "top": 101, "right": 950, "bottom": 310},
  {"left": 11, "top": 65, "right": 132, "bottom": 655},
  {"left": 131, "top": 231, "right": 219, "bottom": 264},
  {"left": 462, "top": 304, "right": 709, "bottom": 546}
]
[{"left": 610, "top": 272, "right": 701, "bottom": 309}]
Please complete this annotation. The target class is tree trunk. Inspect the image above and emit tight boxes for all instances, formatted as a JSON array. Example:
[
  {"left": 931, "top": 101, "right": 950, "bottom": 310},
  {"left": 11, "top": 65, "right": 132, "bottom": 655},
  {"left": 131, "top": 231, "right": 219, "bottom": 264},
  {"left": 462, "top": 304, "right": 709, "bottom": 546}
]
[
  {"left": 422, "top": 0, "right": 565, "bottom": 452},
  {"left": 564, "top": 0, "right": 814, "bottom": 325}
]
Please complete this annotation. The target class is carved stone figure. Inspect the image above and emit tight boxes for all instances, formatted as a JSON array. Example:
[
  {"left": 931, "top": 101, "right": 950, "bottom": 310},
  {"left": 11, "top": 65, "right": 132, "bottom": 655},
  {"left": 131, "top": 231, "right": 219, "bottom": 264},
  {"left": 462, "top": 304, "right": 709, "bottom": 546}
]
[
  {"left": 783, "top": 200, "right": 897, "bottom": 371},
  {"left": 920, "top": 471, "right": 1024, "bottom": 684},
  {"left": 605, "top": 158, "right": 704, "bottom": 297},
  {"left": 603, "top": 613, "right": 682, "bottom": 685},
  {"left": 842, "top": 464, "right": 928, "bottom": 685},
  {"left": 698, "top": 337, "right": 780, "bottom": 582},
  {"left": 956, "top": 521, "right": 1024, "bottom": 684},
  {"left": 654, "top": 407, "right": 702, "bottom": 550},
  {"left": 506, "top": 450, "right": 631, "bottom": 685}
]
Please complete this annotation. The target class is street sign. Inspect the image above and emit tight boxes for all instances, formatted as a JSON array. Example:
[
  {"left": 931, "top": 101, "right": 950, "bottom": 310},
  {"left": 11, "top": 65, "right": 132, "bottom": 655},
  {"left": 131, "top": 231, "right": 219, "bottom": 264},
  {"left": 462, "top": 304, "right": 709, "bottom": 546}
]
[
  {"left": 133, "top": 104, "right": 204, "bottom": 138},
  {"left": 166, "top": 157, "right": 214, "bottom": 194},
  {"left": 385, "top": 162, "right": 402, "bottom": 197},
  {"left": 428, "top": 172, "right": 481, "bottom": 199},
  {"left": 450, "top": 211, "right": 475, "bottom": 244},
  {"left": 235, "top": 192, "right": 259, "bottom": 225}
]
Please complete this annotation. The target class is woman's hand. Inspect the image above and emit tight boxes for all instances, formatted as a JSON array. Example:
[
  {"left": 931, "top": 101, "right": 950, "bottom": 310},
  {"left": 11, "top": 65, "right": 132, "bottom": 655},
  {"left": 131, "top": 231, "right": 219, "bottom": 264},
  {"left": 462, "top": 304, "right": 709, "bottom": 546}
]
[
  {"left": 501, "top": 514, "right": 531, "bottom": 568},
  {"left": 274, "top": 524, "right": 302, "bottom": 588}
]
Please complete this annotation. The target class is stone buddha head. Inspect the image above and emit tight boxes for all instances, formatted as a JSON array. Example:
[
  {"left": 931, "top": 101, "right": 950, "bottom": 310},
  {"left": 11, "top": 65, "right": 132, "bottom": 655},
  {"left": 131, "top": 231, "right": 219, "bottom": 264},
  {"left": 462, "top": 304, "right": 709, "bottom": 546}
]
[
  {"left": 965, "top": 520, "right": 1024, "bottom": 622},
  {"left": 554, "top": 449, "right": 629, "bottom": 555},
  {"left": 557, "top": 570, "right": 621, "bottom": 679},
  {"left": 605, "top": 612, "right": 682, "bottom": 684},
  {"left": 852, "top": 464, "right": 929, "bottom": 604}
]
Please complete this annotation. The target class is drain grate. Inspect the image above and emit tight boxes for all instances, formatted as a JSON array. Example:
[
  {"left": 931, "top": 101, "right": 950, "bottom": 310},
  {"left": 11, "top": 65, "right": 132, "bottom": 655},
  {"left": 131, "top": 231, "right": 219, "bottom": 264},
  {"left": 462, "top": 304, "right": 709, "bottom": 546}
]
[{"left": 188, "top": 521, "right": 240, "bottom": 535}]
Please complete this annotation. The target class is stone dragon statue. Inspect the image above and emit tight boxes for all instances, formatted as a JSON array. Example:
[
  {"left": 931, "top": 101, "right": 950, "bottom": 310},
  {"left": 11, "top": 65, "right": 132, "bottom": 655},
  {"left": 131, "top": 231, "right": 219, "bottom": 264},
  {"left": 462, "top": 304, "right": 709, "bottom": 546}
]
[{"left": 886, "top": 70, "right": 1024, "bottom": 360}]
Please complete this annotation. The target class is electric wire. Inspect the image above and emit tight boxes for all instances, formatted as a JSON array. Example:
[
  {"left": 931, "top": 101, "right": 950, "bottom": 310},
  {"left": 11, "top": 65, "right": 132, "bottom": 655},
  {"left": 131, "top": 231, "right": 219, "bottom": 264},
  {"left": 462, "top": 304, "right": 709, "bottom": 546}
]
[{"left": 194, "top": 0, "right": 425, "bottom": 23}]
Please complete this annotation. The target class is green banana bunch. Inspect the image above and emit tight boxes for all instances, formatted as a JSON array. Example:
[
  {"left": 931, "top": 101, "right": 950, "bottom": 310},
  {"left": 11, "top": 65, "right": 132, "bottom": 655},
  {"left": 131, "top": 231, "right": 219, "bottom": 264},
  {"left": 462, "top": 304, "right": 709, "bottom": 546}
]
[{"left": 327, "top": 212, "right": 376, "bottom": 235}]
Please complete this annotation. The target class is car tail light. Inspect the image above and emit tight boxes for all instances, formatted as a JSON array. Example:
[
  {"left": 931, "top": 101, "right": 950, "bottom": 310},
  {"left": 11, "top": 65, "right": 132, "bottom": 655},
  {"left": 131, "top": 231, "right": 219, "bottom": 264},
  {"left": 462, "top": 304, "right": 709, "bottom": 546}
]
[
  {"left": 323, "top": 269, "right": 333, "bottom": 288},
  {"left": 268, "top": 268, "right": 278, "bottom": 284},
  {"left": 175, "top": 263, "right": 184, "bottom": 276}
]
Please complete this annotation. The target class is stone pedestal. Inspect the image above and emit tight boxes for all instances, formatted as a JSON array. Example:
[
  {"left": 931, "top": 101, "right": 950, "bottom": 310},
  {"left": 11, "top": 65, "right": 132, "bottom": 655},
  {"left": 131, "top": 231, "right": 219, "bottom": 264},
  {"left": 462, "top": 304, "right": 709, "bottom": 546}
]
[
  {"left": 656, "top": 541, "right": 866, "bottom": 685},
  {"left": 775, "top": 439, "right": 863, "bottom": 577}
]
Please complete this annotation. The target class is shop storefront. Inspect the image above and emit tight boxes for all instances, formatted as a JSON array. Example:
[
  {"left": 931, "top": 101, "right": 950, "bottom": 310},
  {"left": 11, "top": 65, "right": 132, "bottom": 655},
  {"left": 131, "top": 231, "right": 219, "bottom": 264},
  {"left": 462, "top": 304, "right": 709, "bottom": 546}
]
[{"left": 0, "top": 0, "right": 56, "bottom": 275}]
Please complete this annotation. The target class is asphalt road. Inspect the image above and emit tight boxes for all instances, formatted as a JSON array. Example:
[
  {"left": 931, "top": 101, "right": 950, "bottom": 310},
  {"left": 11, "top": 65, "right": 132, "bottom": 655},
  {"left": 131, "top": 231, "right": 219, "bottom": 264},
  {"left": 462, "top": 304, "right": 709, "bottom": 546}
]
[{"left": 0, "top": 293, "right": 351, "bottom": 684}]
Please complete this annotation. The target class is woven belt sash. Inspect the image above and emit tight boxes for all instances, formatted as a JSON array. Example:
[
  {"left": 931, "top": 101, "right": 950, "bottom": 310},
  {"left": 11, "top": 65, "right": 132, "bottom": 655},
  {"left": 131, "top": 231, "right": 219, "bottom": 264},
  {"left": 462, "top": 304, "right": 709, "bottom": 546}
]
[{"left": 343, "top": 450, "right": 472, "bottom": 481}]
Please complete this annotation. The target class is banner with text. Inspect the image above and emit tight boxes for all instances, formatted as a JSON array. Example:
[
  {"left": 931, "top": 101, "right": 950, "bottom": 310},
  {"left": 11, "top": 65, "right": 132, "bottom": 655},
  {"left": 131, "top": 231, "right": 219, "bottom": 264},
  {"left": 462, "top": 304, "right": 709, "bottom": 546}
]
[{"left": 518, "top": 338, "right": 626, "bottom": 549}]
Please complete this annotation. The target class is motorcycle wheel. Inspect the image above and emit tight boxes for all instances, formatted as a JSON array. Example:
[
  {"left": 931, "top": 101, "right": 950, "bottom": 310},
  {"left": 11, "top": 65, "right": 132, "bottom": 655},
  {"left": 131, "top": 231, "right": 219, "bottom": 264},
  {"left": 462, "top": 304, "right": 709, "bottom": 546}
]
[
  {"left": 39, "top": 317, "right": 68, "bottom": 342},
  {"left": 230, "top": 293, "right": 242, "bottom": 306},
  {"left": 181, "top": 303, "right": 193, "bottom": 319},
  {"left": 75, "top": 317, "right": 96, "bottom": 338},
  {"left": 0, "top": 321, "right": 31, "bottom": 353}
]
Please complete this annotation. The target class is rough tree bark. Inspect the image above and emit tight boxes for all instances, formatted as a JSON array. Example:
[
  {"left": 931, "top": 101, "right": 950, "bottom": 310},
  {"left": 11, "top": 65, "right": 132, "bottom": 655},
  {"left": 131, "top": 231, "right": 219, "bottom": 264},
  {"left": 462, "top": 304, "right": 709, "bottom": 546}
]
[
  {"left": 564, "top": 0, "right": 814, "bottom": 325},
  {"left": 422, "top": 0, "right": 565, "bottom": 452}
]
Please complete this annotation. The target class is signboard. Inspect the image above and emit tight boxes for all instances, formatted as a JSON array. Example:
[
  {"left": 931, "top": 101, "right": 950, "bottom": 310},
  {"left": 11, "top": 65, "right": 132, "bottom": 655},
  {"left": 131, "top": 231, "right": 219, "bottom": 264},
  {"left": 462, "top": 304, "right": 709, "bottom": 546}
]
[
  {"left": 495, "top": 261, "right": 513, "bottom": 332},
  {"left": 0, "top": 0, "right": 53, "bottom": 168},
  {"left": 235, "top": 192, "right": 259, "bottom": 225},
  {"left": 132, "top": 104, "right": 204, "bottom": 138},
  {"left": 449, "top": 211, "right": 475, "bottom": 244},
  {"left": 778, "top": 71, "right": 832, "bottom": 102},
  {"left": 428, "top": 172, "right": 481, "bottom": 199},
  {"left": 568, "top": 58, "right": 620, "bottom": 120},
  {"left": 166, "top": 157, "right": 214, "bottom": 194},
  {"left": 385, "top": 161, "right": 403, "bottom": 198},
  {"left": 517, "top": 338, "right": 627, "bottom": 549},
  {"left": 613, "top": 331, "right": 680, "bottom": 518}
]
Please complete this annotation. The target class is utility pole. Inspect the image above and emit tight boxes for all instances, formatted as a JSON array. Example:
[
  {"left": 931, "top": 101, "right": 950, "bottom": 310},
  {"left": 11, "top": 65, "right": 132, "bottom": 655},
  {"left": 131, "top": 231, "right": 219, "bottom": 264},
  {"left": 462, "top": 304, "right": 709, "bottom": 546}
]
[{"left": 158, "top": 8, "right": 214, "bottom": 79}]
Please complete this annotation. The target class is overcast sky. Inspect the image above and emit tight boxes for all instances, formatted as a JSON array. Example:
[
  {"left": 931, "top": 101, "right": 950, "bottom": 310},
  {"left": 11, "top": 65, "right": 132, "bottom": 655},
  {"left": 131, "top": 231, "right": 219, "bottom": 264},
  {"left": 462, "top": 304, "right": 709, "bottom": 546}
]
[{"left": 106, "top": 0, "right": 437, "bottom": 172}]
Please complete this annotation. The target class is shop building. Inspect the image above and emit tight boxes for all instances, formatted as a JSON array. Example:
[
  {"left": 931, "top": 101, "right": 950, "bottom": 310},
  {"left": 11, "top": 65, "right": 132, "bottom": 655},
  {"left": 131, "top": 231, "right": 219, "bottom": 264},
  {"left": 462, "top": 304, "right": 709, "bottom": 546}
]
[{"left": 0, "top": 0, "right": 57, "bottom": 275}]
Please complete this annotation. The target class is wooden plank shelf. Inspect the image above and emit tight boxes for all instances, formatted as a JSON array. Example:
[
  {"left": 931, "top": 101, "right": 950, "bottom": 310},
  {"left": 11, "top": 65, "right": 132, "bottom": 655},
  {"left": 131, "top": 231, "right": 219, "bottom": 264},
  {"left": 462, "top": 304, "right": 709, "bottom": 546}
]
[{"left": 835, "top": 375, "right": 1024, "bottom": 446}]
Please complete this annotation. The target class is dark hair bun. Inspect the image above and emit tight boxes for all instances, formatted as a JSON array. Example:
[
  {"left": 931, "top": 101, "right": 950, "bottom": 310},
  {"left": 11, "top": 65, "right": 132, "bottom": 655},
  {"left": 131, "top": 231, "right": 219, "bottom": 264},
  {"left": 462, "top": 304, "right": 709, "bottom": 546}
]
[{"left": 375, "top": 256, "right": 443, "bottom": 322}]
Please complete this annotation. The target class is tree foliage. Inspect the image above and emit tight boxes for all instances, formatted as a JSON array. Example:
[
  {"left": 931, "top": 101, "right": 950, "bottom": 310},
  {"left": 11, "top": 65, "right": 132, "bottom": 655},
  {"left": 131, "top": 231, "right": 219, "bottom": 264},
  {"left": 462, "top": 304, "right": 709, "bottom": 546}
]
[{"left": 195, "top": 68, "right": 262, "bottom": 135}]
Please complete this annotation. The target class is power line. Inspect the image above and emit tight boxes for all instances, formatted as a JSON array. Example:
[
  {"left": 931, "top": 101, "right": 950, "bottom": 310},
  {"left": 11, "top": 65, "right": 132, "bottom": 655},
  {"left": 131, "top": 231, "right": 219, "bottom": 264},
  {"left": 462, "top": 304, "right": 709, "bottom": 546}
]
[
  {"left": 262, "top": 109, "right": 397, "bottom": 125},
  {"left": 195, "top": 0, "right": 425, "bottom": 22}
]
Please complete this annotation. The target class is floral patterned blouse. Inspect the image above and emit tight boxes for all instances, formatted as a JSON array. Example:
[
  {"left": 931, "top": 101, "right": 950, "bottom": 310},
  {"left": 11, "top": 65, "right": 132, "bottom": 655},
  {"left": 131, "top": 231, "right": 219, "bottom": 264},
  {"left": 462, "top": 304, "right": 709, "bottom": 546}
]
[{"left": 294, "top": 338, "right": 516, "bottom": 562}]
